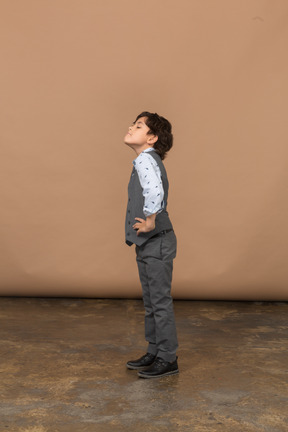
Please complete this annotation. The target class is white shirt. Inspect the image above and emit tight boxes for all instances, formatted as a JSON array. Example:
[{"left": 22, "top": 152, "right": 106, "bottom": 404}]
[{"left": 133, "top": 148, "right": 164, "bottom": 217}]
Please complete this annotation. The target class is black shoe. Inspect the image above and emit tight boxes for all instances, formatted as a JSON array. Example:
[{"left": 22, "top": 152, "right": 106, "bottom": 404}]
[
  {"left": 126, "top": 353, "right": 156, "bottom": 370},
  {"left": 138, "top": 357, "right": 179, "bottom": 379}
]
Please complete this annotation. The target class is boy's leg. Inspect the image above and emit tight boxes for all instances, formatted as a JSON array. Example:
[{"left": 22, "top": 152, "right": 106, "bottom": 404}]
[
  {"left": 146, "top": 258, "right": 178, "bottom": 362},
  {"left": 136, "top": 231, "right": 178, "bottom": 362},
  {"left": 136, "top": 247, "right": 157, "bottom": 356}
]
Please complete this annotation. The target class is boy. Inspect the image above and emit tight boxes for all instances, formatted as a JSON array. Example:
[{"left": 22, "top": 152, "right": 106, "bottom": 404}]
[{"left": 124, "top": 111, "right": 178, "bottom": 379}]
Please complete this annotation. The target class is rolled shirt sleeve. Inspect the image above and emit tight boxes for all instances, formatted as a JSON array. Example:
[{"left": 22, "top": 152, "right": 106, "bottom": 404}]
[{"left": 133, "top": 150, "right": 164, "bottom": 217}]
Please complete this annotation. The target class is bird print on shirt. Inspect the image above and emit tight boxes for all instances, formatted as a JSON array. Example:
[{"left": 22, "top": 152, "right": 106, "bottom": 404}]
[{"left": 133, "top": 149, "right": 164, "bottom": 217}]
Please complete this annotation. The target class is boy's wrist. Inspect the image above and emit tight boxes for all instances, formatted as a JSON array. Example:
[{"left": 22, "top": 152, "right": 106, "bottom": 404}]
[{"left": 146, "top": 214, "right": 156, "bottom": 230}]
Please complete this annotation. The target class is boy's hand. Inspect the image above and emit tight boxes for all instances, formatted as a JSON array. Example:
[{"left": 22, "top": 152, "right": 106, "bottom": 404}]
[{"left": 133, "top": 214, "right": 156, "bottom": 235}]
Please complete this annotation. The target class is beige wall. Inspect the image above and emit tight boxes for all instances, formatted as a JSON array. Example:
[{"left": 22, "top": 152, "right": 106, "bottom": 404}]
[{"left": 1, "top": 1, "right": 288, "bottom": 299}]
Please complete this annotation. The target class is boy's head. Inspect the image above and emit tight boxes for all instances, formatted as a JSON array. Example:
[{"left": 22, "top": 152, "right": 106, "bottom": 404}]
[
  {"left": 124, "top": 111, "right": 173, "bottom": 159},
  {"left": 134, "top": 112, "right": 173, "bottom": 160}
]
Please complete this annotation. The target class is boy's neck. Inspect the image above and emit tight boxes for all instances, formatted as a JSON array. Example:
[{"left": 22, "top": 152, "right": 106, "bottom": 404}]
[{"left": 133, "top": 144, "right": 154, "bottom": 157}]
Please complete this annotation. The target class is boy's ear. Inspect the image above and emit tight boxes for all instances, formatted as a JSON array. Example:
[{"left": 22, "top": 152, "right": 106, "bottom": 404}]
[{"left": 147, "top": 134, "right": 158, "bottom": 145}]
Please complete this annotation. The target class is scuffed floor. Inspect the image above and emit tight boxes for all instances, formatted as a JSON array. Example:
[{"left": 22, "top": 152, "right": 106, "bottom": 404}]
[{"left": 0, "top": 298, "right": 287, "bottom": 432}]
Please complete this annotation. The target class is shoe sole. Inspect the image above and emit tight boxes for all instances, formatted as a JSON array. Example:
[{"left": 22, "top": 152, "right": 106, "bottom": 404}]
[
  {"left": 137, "top": 369, "right": 179, "bottom": 379},
  {"left": 126, "top": 363, "right": 154, "bottom": 370}
]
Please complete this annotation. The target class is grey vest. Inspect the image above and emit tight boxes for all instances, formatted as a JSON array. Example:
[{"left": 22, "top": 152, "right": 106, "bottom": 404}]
[{"left": 125, "top": 150, "right": 173, "bottom": 247}]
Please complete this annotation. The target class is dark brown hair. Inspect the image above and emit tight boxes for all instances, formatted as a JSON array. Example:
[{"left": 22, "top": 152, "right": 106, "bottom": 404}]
[{"left": 135, "top": 111, "right": 173, "bottom": 160}]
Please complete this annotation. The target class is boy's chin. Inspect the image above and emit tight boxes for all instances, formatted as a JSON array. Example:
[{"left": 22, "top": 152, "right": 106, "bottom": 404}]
[{"left": 124, "top": 136, "right": 132, "bottom": 144}]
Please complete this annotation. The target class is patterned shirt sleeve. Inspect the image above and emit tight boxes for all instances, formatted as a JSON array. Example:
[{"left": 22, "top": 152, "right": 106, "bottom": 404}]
[{"left": 133, "top": 151, "right": 164, "bottom": 217}]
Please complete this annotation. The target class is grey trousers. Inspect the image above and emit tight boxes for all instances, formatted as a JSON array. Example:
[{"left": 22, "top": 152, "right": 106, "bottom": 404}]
[{"left": 136, "top": 230, "right": 178, "bottom": 362}]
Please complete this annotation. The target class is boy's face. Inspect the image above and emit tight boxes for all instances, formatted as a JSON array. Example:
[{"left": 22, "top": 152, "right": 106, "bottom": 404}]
[{"left": 124, "top": 117, "right": 156, "bottom": 150}]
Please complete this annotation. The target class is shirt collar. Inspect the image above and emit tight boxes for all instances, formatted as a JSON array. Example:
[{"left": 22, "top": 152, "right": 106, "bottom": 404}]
[{"left": 133, "top": 147, "right": 155, "bottom": 165}]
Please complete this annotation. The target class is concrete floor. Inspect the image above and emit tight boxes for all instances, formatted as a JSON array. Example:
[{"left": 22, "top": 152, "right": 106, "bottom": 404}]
[{"left": 0, "top": 298, "right": 287, "bottom": 432}]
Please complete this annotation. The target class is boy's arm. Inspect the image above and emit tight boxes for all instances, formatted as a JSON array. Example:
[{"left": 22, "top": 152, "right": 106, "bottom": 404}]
[
  {"left": 134, "top": 152, "right": 164, "bottom": 217},
  {"left": 133, "top": 213, "right": 156, "bottom": 236},
  {"left": 133, "top": 152, "right": 163, "bottom": 236}
]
